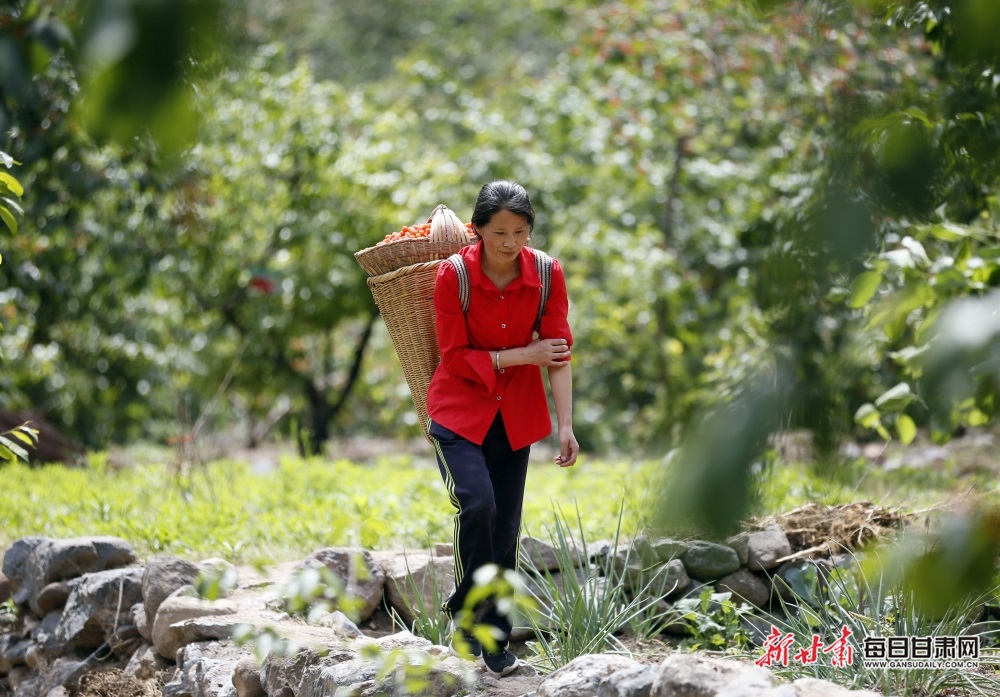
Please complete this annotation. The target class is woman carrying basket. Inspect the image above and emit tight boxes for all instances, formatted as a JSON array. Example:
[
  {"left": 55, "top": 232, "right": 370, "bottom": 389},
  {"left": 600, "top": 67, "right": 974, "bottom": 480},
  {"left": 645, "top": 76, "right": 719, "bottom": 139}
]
[{"left": 426, "top": 179, "right": 578, "bottom": 676}]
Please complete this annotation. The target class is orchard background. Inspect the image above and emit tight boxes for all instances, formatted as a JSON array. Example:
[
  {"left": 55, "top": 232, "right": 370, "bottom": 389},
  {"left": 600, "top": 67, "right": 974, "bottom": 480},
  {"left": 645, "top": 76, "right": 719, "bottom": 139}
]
[{"left": 2, "top": 0, "right": 1000, "bottom": 605}]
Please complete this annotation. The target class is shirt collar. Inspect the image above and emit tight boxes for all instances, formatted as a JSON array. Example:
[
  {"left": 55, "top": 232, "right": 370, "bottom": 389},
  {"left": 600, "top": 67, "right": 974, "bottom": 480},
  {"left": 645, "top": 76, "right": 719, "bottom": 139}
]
[{"left": 465, "top": 241, "right": 542, "bottom": 290}]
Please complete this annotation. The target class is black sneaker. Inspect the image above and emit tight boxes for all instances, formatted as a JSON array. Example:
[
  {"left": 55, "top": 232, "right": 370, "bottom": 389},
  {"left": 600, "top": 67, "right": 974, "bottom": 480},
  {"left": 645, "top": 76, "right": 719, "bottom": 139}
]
[
  {"left": 450, "top": 630, "right": 482, "bottom": 660},
  {"left": 482, "top": 647, "right": 518, "bottom": 676}
]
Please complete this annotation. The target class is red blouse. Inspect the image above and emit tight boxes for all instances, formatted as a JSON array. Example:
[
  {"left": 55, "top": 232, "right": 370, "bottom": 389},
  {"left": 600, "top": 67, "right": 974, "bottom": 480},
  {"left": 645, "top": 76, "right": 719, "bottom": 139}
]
[{"left": 426, "top": 241, "right": 573, "bottom": 451}]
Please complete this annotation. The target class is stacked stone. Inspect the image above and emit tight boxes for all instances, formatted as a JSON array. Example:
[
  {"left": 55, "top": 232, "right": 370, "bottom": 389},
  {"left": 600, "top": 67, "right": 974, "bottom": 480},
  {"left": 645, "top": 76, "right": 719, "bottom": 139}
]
[{"left": 0, "top": 534, "right": 895, "bottom": 697}]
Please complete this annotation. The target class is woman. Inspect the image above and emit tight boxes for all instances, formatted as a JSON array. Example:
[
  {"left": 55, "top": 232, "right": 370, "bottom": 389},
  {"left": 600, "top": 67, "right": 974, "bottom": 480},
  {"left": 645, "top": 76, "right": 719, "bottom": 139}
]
[{"left": 426, "top": 179, "right": 579, "bottom": 676}]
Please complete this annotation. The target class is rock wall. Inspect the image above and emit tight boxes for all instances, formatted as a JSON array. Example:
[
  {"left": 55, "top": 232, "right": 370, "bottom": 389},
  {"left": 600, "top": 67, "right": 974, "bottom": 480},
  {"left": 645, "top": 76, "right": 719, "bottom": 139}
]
[{"left": 0, "top": 533, "right": 892, "bottom": 697}]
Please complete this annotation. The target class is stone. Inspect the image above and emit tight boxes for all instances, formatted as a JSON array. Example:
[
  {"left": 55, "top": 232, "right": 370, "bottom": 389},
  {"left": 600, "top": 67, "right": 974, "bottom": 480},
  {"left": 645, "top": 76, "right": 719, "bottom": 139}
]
[
  {"left": 772, "top": 561, "right": 817, "bottom": 603},
  {"left": 432, "top": 543, "right": 453, "bottom": 557},
  {"left": 131, "top": 602, "right": 152, "bottom": 642},
  {"left": 373, "top": 551, "right": 454, "bottom": 627},
  {"left": 715, "top": 569, "right": 771, "bottom": 608},
  {"left": 521, "top": 536, "right": 587, "bottom": 573},
  {"left": 1, "top": 537, "right": 46, "bottom": 584},
  {"left": 36, "top": 583, "right": 71, "bottom": 616},
  {"left": 587, "top": 540, "right": 614, "bottom": 566},
  {"left": 598, "top": 663, "right": 657, "bottom": 697},
  {"left": 15, "top": 537, "right": 137, "bottom": 617},
  {"left": 55, "top": 567, "right": 144, "bottom": 650},
  {"left": 311, "top": 610, "right": 364, "bottom": 639},
  {"left": 629, "top": 559, "right": 691, "bottom": 599},
  {"left": 232, "top": 656, "right": 266, "bottom": 697},
  {"left": 0, "top": 573, "right": 15, "bottom": 604},
  {"left": 151, "top": 590, "right": 239, "bottom": 660},
  {"left": 537, "top": 654, "right": 643, "bottom": 697},
  {"left": 651, "top": 653, "right": 775, "bottom": 697},
  {"left": 682, "top": 541, "right": 742, "bottom": 581},
  {"left": 142, "top": 556, "right": 202, "bottom": 628},
  {"left": 27, "top": 611, "right": 65, "bottom": 666},
  {"left": 726, "top": 532, "right": 750, "bottom": 566},
  {"left": 302, "top": 548, "right": 386, "bottom": 622},
  {"left": 163, "top": 640, "right": 247, "bottom": 697},
  {"left": 635, "top": 537, "right": 688, "bottom": 566},
  {"left": 746, "top": 525, "right": 792, "bottom": 572},
  {"left": 124, "top": 642, "right": 173, "bottom": 681}
]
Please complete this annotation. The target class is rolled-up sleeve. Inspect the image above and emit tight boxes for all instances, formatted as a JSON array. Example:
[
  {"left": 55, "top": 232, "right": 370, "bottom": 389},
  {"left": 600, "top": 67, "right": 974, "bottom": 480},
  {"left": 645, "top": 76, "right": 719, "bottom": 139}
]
[
  {"left": 537, "top": 259, "right": 573, "bottom": 356},
  {"left": 434, "top": 263, "right": 496, "bottom": 390}
]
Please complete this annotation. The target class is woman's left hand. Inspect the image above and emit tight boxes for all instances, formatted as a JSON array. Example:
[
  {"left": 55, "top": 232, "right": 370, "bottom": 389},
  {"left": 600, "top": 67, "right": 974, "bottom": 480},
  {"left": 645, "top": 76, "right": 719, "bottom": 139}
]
[{"left": 554, "top": 426, "right": 579, "bottom": 468}]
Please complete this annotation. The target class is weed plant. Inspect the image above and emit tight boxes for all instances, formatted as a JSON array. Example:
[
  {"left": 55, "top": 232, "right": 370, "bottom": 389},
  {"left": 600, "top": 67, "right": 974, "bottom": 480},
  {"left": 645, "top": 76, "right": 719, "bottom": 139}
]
[
  {"left": 522, "top": 503, "right": 673, "bottom": 674},
  {"left": 671, "top": 587, "right": 754, "bottom": 651},
  {"left": 755, "top": 552, "right": 1000, "bottom": 696}
]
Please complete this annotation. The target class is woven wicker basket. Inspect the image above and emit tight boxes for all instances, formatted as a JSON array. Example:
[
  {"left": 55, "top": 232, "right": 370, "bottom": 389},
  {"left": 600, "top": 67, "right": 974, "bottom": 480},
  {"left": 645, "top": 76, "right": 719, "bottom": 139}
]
[
  {"left": 355, "top": 204, "right": 475, "bottom": 276},
  {"left": 355, "top": 236, "right": 473, "bottom": 276},
  {"left": 367, "top": 259, "right": 446, "bottom": 443}
]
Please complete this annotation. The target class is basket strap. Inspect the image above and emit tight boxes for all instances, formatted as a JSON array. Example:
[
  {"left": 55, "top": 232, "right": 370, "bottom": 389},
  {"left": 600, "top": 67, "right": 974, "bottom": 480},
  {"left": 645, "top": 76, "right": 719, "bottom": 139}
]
[
  {"left": 533, "top": 249, "right": 553, "bottom": 334},
  {"left": 448, "top": 249, "right": 552, "bottom": 333},
  {"left": 446, "top": 253, "right": 471, "bottom": 314}
]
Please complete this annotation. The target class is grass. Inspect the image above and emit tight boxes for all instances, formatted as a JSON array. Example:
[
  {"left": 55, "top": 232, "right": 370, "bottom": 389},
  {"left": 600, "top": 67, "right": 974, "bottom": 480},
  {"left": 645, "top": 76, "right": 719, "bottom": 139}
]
[
  {"left": 751, "top": 551, "right": 1000, "bottom": 695},
  {"left": 521, "top": 503, "right": 673, "bottom": 673},
  {"left": 2, "top": 432, "right": 997, "bottom": 566},
  {"left": 0, "top": 450, "right": 655, "bottom": 564}
]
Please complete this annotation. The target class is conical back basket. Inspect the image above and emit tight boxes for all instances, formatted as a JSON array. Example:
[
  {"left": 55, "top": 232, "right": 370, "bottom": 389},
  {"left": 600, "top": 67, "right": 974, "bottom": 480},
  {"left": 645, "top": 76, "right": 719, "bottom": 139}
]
[{"left": 367, "top": 259, "right": 446, "bottom": 443}]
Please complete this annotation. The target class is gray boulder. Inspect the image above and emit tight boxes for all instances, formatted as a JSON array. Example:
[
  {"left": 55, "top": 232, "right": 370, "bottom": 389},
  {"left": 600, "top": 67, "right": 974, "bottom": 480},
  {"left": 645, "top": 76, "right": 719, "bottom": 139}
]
[
  {"left": 651, "top": 653, "right": 775, "bottom": 697},
  {"left": 55, "top": 567, "right": 144, "bottom": 650},
  {"left": 302, "top": 548, "right": 386, "bottom": 622},
  {"left": 682, "top": 541, "right": 742, "bottom": 581},
  {"left": 8, "top": 537, "right": 137, "bottom": 617},
  {"left": 142, "top": 556, "right": 202, "bottom": 629},
  {"left": 537, "top": 654, "right": 644, "bottom": 697},
  {"left": 746, "top": 525, "right": 792, "bottom": 572}
]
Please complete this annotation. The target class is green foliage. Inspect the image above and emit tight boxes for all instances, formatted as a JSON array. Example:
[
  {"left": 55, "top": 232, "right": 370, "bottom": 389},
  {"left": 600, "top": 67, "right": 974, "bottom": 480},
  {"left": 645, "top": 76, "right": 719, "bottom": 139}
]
[
  {"left": 0, "top": 422, "right": 38, "bottom": 465},
  {"left": 0, "top": 597, "right": 18, "bottom": 622},
  {"left": 759, "top": 556, "right": 1000, "bottom": 695},
  {"left": 0, "top": 152, "right": 23, "bottom": 238},
  {"left": 357, "top": 641, "right": 469, "bottom": 697},
  {"left": 390, "top": 553, "right": 452, "bottom": 647},
  {"left": 193, "top": 561, "right": 240, "bottom": 602},
  {"left": 0, "top": 453, "right": 651, "bottom": 562},
  {"left": 523, "top": 504, "right": 669, "bottom": 673},
  {"left": 672, "top": 587, "right": 753, "bottom": 651}
]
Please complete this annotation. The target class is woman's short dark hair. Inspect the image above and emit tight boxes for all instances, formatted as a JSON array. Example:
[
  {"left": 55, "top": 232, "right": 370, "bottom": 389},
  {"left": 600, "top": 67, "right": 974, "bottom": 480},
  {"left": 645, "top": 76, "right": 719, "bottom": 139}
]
[{"left": 470, "top": 180, "right": 535, "bottom": 231}]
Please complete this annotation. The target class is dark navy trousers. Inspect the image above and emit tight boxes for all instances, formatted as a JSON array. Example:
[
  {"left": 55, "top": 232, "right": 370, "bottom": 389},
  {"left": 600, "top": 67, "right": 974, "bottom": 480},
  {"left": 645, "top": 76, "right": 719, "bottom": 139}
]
[{"left": 429, "top": 411, "right": 530, "bottom": 642}]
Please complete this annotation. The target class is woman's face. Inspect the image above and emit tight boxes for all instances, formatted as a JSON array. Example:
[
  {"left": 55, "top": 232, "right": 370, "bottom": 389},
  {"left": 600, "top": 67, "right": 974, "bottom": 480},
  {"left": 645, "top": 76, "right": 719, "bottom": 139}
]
[{"left": 475, "top": 208, "right": 530, "bottom": 267}]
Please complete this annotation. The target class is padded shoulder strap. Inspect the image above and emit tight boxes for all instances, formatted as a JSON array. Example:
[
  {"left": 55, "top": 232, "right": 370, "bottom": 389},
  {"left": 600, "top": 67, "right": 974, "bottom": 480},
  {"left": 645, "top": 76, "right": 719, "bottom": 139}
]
[
  {"left": 532, "top": 249, "right": 554, "bottom": 333},
  {"left": 446, "top": 253, "right": 471, "bottom": 314},
  {"left": 448, "top": 250, "right": 552, "bottom": 330}
]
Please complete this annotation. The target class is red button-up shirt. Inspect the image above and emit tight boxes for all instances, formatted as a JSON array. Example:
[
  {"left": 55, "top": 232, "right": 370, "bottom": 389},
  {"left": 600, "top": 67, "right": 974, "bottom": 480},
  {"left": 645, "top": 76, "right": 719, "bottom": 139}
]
[{"left": 426, "top": 241, "right": 573, "bottom": 451}]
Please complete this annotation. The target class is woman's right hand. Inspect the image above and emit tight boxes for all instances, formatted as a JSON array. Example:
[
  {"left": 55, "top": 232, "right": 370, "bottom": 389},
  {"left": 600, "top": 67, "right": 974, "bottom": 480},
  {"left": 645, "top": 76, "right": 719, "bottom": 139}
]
[{"left": 526, "top": 338, "right": 571, "bottom": 366}]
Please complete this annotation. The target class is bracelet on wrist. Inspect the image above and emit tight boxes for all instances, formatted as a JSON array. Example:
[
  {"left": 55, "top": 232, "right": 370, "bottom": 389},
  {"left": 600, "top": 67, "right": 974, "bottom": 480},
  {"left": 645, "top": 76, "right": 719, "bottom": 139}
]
[{"left": 495, "top": 351, "right": 501, "bottom": 371}]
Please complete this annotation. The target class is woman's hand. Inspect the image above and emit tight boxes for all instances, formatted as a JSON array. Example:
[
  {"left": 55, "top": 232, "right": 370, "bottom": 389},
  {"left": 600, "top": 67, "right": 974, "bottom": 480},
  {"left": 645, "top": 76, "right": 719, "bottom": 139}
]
[
  {"left": 554, "top": 425, "right": 579, "bottom": 468},
  {"left": 526, "top": 338, "right": 572, "bottom": 367}
]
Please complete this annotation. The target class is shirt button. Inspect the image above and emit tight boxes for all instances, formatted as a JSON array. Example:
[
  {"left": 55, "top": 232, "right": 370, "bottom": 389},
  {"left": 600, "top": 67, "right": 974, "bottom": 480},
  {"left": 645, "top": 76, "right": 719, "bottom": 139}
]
[
  {"left": 501, "top": 323, "right": 506, "bottom": 328},
  {"left": 499, "top": 369, "right": 505, "bottom": 374},
  {"left": 500, "top": 295, "right": 504, "bottom": 300},
  {"left": 496, "top": 396, "right": 502, "bottom": 400}
]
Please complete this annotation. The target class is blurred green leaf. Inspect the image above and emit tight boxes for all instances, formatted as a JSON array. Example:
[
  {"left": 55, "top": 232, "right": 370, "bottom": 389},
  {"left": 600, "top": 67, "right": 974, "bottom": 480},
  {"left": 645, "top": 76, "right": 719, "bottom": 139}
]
[
  {"left": 849, "top": 270, "right": 883, "bottom": 309},
  {"left": 896, "top": 413, "right": 917, "bottom": 445},
  {"left": 854, "top": 403, "right": 881, "bottom": 429},
  {"left": 874, "top": 382, "right": 913, "bottom": 410}
]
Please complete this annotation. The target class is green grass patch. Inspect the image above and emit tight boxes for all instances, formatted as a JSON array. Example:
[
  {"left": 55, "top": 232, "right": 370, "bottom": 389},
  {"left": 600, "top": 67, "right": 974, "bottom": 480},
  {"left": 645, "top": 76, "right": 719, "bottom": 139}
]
[
  {"left": 2, "top": 444, "right": 994, "bottom": 566},
  {"left": 757, "top": 456, "right": 1000, "bottom": 515},
  {"left": 0, "top": 453, "right": 656, "bottom": 564}
]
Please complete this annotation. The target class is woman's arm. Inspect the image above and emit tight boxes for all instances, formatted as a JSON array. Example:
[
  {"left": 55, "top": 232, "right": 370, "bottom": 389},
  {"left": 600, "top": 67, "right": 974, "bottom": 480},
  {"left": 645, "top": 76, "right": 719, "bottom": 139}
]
[{"left": 547, "top": 362, "right": 578, "bottom": 467}]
